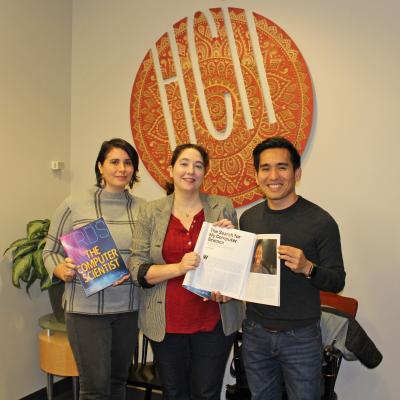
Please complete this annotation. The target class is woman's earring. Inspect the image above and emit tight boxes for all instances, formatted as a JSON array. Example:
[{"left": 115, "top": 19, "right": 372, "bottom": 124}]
[{"left": 100, "top": 175, "right": 105, "bottom": 188}]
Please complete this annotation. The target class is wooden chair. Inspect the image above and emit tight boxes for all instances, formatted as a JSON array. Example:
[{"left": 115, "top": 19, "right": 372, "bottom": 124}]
[
  {"left": 126, "top": 332, "right": 162, "bottom": 400},
  {"left": 320, "top": 291, "right": 358, "bottom": 317}
]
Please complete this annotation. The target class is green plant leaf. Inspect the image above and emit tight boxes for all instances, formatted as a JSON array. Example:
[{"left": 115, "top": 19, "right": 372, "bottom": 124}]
[
  {"left": 12, "top": 254, "right": 33, "bottom": 288},
  {"left": 37, "top": 237, "right": 47, "bottom": 249},
  {"left": 12, "top": 242, "right": 39, "bottom": 262},
  {"left": 33, "top": 248, "right": 48, "bottom": 278},
  {"left": 21, "top": 268, "right": 32, "bottom": 282},
  {"left": 27, "top": 219, "right": 50, "bottom": 240},
  {"left": 26, "top": 270, "right": 39, "bottom": 293},
  {"left": 3, "top": 238, "right": 28, "bottom": 255},
  {"left": 5, "top": 218, "right": 50, "bottom": 291},
  {"left": 40, "top": 275, "right": 52, "bottom": 290},
  {"left": 30, "top": 230, "right": 48, "bottom": 240}
]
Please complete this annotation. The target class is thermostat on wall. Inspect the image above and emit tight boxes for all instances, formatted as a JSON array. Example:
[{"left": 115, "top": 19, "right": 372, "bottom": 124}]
[{"left": 51, "top": 161, "right": 65, "bottom": 171}]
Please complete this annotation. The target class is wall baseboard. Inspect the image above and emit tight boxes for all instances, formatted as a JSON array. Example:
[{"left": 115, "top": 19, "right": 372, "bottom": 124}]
[
  {"left": 19, "top": 378, "right": 72, "bottom": 400},
  {"left": 20, "top": 379, "right": 162, "bottom": 400}
]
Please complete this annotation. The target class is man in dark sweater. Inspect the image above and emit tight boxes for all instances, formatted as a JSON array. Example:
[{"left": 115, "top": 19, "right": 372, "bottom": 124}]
[{"left": 240, "top": 137, "right": 345, "bottom": 400}]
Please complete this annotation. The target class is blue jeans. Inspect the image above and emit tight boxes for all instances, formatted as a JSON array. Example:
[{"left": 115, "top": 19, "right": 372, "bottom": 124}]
[
  {"left": 66, "top": 312, "right": 138, "bottom": 400},
  {"left": 151, "top": 321, "right": 235, "bottom": 400},
  {"left": 242, "top": 319, "right": 322, "bottom": 400}
]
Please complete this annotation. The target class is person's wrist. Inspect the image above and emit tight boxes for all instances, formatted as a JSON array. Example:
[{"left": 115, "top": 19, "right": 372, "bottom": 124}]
[
  {"left": 175, "top": 262, "right": 184, "bottom": 276},
  {"left": 53, "top": 265, "right": 65, "bottom": 281},
  {"left": 306, "top": 262, "right": 317, "bottom": 279}
]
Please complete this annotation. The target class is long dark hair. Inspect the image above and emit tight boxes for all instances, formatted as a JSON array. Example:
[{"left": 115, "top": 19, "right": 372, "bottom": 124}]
[
  {"left": 165, "top": 143, "right": 209, "bottom": 195},
  {"left": 95, "top": 138, "right": 139, "bottom": 189}
]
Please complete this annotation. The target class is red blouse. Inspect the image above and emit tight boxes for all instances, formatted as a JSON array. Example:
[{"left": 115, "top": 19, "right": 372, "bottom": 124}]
[{"left": 162, "top": 210, "right": 220, "bottom": 333}]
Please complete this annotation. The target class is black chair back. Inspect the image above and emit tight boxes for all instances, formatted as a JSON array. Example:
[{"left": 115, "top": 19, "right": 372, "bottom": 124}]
[{"left": 127, "top": 332, "right": 162, "bottom": 400}]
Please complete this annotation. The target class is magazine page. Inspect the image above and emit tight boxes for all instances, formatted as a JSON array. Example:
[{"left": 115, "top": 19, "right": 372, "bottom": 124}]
[
  {"left": 182, "top": 220, "right": 212, "bottom": 298},
  {"left": 183, "top": 222, "right": 257, "bottom": 299},
  {"left": 60, "top": 217, "right": 129, "bottom": 296},
  {"left": 243, "top": 234, "right": 280, "bottom": 306}
]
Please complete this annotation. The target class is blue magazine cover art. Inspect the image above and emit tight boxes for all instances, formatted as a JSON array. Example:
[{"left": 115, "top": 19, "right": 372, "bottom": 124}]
[{"left": 60, "top": 217, "right": 129, "bottom": 296}]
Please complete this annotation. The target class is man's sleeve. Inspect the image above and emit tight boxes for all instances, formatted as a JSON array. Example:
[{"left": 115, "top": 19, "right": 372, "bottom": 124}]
[{"left": 309, "top": 217, "right": 346, "bottom": 293}]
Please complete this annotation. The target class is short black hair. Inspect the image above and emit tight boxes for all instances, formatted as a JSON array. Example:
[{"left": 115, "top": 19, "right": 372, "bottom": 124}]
[
  {"left": 252, "top": 137, "right": 301, "bottom": 171},
  {"left": 165, "top": 143, "right": 209, "bottom": 195},
  {"left": 95, "top": 138, "right": 139, "bottom": 188}
]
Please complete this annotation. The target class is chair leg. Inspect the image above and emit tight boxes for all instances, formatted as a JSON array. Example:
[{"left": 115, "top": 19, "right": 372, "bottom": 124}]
[
  {"left": 72, "top": 376, "right": 79, "bottom": 400},
  {"left": 46, "top": 373, "right": 53, "bottom": 400},
  {"left": 144, "top": 388, "right": 152, "bottom": 400}
]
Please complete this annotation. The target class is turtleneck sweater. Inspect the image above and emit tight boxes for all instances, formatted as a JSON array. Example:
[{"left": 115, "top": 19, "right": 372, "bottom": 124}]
[{"left": 43, "top": 187, "right": 145, "bottom": 314}]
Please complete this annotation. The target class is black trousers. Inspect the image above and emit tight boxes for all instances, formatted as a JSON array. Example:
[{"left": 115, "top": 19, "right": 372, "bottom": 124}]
[
  {"left": 151, "top": 321, "right": 235, "bottom": 400},
  {"left": 66, "top": 311, "right": 138, "bottom": 400}
]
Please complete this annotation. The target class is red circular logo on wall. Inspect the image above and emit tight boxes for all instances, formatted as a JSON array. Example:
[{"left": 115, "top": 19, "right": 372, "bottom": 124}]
[{"left": 130, "top": 7, "right": 313, "bottom": 207}]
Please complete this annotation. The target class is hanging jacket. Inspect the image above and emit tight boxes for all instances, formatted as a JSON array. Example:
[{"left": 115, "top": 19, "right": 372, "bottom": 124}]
[{"left": 321, "top": 306, "right": 383, "bottom": 369}]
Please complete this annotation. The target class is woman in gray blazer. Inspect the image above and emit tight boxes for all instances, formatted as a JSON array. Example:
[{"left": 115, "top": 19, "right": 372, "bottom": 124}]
[{"left": 129, "top": 143, "right": 244, "bottom": 400}]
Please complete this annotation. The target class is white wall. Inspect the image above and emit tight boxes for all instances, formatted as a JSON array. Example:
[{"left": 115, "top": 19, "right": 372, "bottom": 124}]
[
  {"left": 70, "top": 1, "right": 400, "bottom": 399},
  {"left": 1, "top": 0, "right": 398, "bottom": 398},
  {"left": 0, "top": 0, "right": 72, "bottom": 398}
]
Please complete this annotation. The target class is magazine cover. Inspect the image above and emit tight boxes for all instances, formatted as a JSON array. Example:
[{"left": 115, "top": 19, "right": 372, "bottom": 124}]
[{"left": 60, "top": 217, "right": 129, "bottom": 296}]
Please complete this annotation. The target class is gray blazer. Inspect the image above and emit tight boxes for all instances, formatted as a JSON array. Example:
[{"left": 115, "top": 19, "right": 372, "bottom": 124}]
[{"left": 129, "top": 193, "right": 245, "bottom": 342}]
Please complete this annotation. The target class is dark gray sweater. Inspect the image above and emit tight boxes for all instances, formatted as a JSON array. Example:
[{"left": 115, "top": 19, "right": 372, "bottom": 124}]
[{"left": 239, "top": 196, "right": 345, "bottom": 331}]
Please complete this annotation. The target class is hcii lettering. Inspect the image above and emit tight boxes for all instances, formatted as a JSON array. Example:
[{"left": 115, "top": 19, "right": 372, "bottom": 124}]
[
  {"left": 130, "top": 7, "right": 313, "bottom": 207},
  {"left": 151, "top": 7, "right": 277, "bottom": 148}
]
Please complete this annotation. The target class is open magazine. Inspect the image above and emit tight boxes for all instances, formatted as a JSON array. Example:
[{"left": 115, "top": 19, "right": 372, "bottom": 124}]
[
  {"left": 183, "top": 222, "right": 280, "bottom": 306},
  {"left": 60, "top": 217, "right": 129, "bottom": 296}
]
